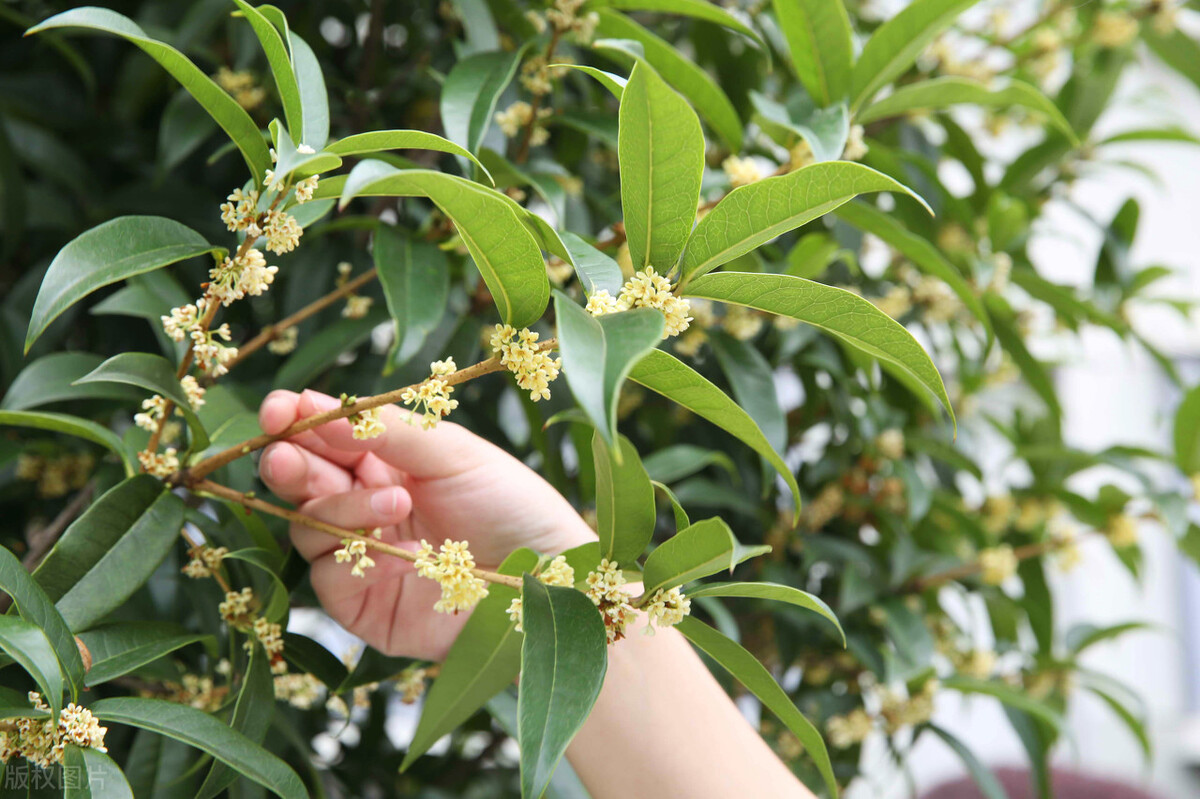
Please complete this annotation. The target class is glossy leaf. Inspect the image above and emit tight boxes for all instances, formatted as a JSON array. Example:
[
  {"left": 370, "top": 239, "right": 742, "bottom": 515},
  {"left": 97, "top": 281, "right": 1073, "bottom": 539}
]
[
  {"left": 678, "top": 162, "right": 928, "bottom": 284},
  {"left": 64, "top": 746, "right": 135, "bottom": 799},
  {"left": 0, "top": 615, "right": 63, "bottom": 719},
  {"left": 686, "top": 581, "right": 843, "bottom": 644},
  {"left": 0, "top": 410, "right": 132, "bottom": 474},
  {"left": 0, "top": 547, "right": 86, "bottom": 700},
  {"left": 518, "top": 576, "right": 608, "bottom": 799},
  {"left": 441, "top": 49, "right": 525, "bottom": 154},
  {"left": 558, "top": 231, "right": 625, "bottom": 297},
  {"left": 196, "top": 642, "right": 275, "bottom": 798},
  {"left": 643, "top": 445, "right": 736, "bottom": 484},
  {"left": 325, "top": 129, "right": 492, "bottom": 183},
  {"left": 618, "top": 60, "right": 705, "bottom": 272},
  {"left": 558, "top": 64, "right": 626, "bottom": 98},
  {"left": 685, "top": 272, "right": 954, "bottom": 426},
  {"left": 89, "top": 697, "right": 306, "bottom": 799},
  {"left": 590, "top": 0, "right": 763, "bottom": 47},
  {"left": 289, "top": 32, "right": 329, "bottom": 148},
  {"left": 24, "top": 216, "right": 220, "bottom": 352},
  {"left": 79, "top": 622, "right": 211, "bottom": 687},
  {"left": 27, "top": 9, "right": 271, "bottom": 181},
  {"left": 857, "top": 77, "right": 1076, "bottom": 141},
  {"left": 592, "top": 432, "right": 656, "bottom": 562},
  {"left": 628, "top": 349, "right": 800, "bottom": 510},
  {"left": 771, "top": 0, "right": 853, "bottom": 106},
  {"left": 928, "top": 725, "right": 1007, "bottom": 799},
  {"left": 835, "top": 200, "right": 991, "bottom": 340},
  {"left": 641, "top": 517, "right": 769, "bottom": 596},
  {"left": 595, "top": 12, "right": 742, "bottom": 148},
  {"left": 1, "top": 352, "right": 141, "bottom": 410},
  {"left": 274, "top": 310, "right": 387, "bottom": 390},
  {"left": 34, "top": 475, "right": 184, "bottom": 631},
  {"left": 233, "top": 1, "right": 304, "bottom": 142},
  {"left": 709, "top": 332, "right": 786, "bottom": 454},
  {"left": 401, "top": 548, "right": 538, "bottom": 770},
  {"left": 340, "top": 161, "right": 549, "bottom": 327},
  {"left": 850, "top": 0, "right": 983, "bottom": 111},
  {"left": 1174, "top": 383, "right": 1200, "bottom": 474},
  {"left": 943, "top": 676, "right": 1064, "bottom": 731},
  {"left": 75, "top": 352, "right": 209, "bottom": 449},
  {"left": 750, "top": 92, "right": 848, "bottom": 163},
  {"left": 554, "top": 294, "right": 664, "bottom": 446},
  {"left": 374, "top": 227, "right": 450, "bottom": 371},
  {"left": 676, "top": 617, "right": 837, "bottom": 798}
]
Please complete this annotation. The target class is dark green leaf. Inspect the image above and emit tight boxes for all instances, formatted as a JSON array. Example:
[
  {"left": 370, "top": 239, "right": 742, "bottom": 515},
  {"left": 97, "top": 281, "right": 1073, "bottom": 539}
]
[
  {"left": 592, "top": 432, "right": 656, "bottom": 562},
  {"left": 0, "top": 411, "right": 132, "bottom": 475},
  {"left": 771, "top": 0, "right": 853, "bottom": 106},
  {"left": 685, "top": 582, "right": 843, "bottom": 644},
  {"left": 441, "top": 49, "right": 525, "bottom": 154},
  {"left": 0, "top": 615, "right": 63, "bottom": 718},
  {"left": 0, "top": 547, "right": 85, "bottom": 700},
  {"left": 641, "top": 517, "right": 768, "bottom": 596},
  {"left": 374, "top": 227, "right": 450, "bottom": 372},
  {"left": 79, "top": 622, "right": 210, "bottom": 687},
  {"left": 74, "top": 352, "right": 208, "bottom": 449}
]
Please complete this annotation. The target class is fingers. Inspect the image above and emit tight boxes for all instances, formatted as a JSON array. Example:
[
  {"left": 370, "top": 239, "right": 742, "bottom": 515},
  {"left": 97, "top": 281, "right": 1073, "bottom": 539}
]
[
  {"left": 259, "top": 441, "right": 354, "bottom": 504},
  {"left": 294, "top": 389, "right": 492, "bottom": 479},
  {"left": 259, "top": 390, "right": 366, "bottom": 469},
  {"left": 288, "top": 484, "right": 413, "bottom": 562}
]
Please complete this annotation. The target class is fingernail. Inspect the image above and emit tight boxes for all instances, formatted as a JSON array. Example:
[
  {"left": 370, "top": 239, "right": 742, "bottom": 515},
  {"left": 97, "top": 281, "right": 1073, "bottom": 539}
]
[
  {"left": 370, "top": 487, "right": 401, "bottom": 517},
  {"left": 260, "top": 452, "right": 274, "bottom": 482}
]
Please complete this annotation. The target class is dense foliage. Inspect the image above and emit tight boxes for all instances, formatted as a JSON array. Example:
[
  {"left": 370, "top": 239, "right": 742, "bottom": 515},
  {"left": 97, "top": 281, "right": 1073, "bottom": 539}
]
[{"left": 2, "top": 0, "right": 1200, "bottom": 796}]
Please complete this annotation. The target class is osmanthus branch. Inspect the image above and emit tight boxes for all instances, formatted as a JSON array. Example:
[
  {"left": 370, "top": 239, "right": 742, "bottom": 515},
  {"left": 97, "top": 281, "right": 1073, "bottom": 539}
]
[
  {"left": 908, "top": 537, "right": 1076, "bottom": 592},
  {"left": 224, "top": 267, "right": 380, "bottom": 371},
  {"left": 515, "top": 27, "right": 564, "bottom": 164},
  {"left": 181, "top": 339, "right": 557, "bottom": 482},
  {"left": 192, "top": 479, "right": 524, "bottom": 590}
]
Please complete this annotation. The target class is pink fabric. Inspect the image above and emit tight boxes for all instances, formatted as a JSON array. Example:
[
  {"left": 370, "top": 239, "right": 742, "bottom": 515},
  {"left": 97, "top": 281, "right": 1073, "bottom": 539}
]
[{"left": 922, "top": 767, "right": 1162, "bottom": 799}]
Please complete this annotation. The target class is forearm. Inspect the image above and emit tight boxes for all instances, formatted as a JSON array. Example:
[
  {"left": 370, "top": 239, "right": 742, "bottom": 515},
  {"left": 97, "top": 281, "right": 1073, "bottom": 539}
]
[{"left": 566, "top": 613, "right": 816, "bottom": 799}]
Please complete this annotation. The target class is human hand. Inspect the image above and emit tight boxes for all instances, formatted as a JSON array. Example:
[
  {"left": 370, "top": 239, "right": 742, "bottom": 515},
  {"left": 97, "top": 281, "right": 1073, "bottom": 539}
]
[{"left": 257, "top": 389, "right": 596, "bottom": 660}]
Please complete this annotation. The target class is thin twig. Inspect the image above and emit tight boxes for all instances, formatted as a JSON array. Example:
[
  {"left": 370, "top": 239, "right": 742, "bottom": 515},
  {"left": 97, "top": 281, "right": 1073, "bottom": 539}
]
[
  {"left": 514, "top": 29, "right": 563, "bottom": 163},
  {"left": 192, "top": 480, "right": 523, "bottom": 589},
  {"left": 908, "top": 540, "right": 1056, "bottom": 592}
]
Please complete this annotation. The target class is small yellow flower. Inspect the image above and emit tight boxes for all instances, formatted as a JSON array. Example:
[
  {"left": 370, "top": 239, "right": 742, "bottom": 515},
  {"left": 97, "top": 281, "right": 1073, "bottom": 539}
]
[
  {"left": 979, "top": 545, "right": 1018, "bottom": 585},
  {"left": 585, "top": 558, "right": 636, "bottom": 644},
  {"left": 643, "top": 586, "right": 690, "bottom": 632},
  {"left": 1105, "top": 513, "right": 1138, "bottom": 548},
  {"left": 414, "top": 538, "right": 489, "bottom": 614}
]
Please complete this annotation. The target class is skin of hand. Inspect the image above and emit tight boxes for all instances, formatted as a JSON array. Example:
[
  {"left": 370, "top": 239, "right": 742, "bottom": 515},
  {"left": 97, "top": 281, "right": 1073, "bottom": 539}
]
[{"left": 257, "top": 388, "right": 596, "bottom": 661}]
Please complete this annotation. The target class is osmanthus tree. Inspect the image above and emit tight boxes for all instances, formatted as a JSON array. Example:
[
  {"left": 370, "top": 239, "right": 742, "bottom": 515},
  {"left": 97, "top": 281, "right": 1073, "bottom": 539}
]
[{"left": 0, "top": 0, "right": 1198, "bottom": 796}]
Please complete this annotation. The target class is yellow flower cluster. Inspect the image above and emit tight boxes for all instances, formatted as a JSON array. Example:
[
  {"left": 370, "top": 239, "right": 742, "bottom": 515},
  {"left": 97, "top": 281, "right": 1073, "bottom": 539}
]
[
  {"left": 218, "top": 587, "right": 257, "bottom": 628},
  {"left": 251, "top": 617, "right": 287, "bottom": 674},
  {"left": 268, "top": 326, "right": 299, "bottom": 355},
  {"left": 585, "top": 558, "right": 637, "bottom": 644},
  {"left": 182, "top": 545, "right": 229, "bottom": 579},
  {"left": 1091, "top": 10, "right": 1139, "bottom": 48},
  {"left": 875, "top": 429, "right": 906, "bottom": 461},
  {"left": 826, "top": 707, "right": 873, "bottom": 749},
  {"left": 274, "top": 672, "right": 325, "bottom": 709},
  {"left": 979, "top": 544, "right": 1018, "bottom": 585},
  {"left": 1106, "top": 513, "right": 1138, "bottom": 548},
  {"left": 157, "top": 673, "right": 224, "bottom": 711},
  {"left": 880, "top": 679, "right": 939, "bottom": 733},
  {"left": 803, "top": 483, "right": 845, "bottom": 531},
  {"left": 507, "top": 555, "right": 577, "bottom": 632},
  {"left": 220, "top": 187, "right": 260, "bottom": 232},
  {"left": 491, "top": 325, "right": 562, "bottom": 401},
  {"left": 495, "top": 101, "right": 552, "bottom": 146},
  {"left": 137, "top": 447, "right": 180, "bottom": 478},
  {"left": 587, "top": 267, "right": 693, "bottom": 339},
  {"left": 722, "top": 155, "right": 766, "bottom": 188},
  {"left": 0, "top": 693, "right": 107, "bottom": 768},
  {"left": 16, "top": 452, "right": 94, "bottom": 498},
  {"left": 643, "top": 586, "right": 691, "bottom": 633},
  {"left": 414, "top": 539, "right": 489, "bottom": 614},
  {"left": 209, "top": 248, "right": 279, "bottom": 306},
  {"left": 397, "top": 665, "right": 429, "bottom": 704},
  {"left": 400, "top": 359, "right": 460, "bottom": 428},
  {"left": 953, "top": 649, "right": 996, "bottom": 680},
  {"left": 842, "top": 124, "right": 868, "bottom": 161},
  {"left": 214, "top": 67, "right": 266, "bottom": 110},
  {"left": 335, "top": 537, "right": 377, "bottom": 578}
]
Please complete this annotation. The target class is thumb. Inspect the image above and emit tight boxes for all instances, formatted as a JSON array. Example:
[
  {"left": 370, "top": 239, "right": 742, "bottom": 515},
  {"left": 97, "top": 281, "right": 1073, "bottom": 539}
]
[{"left": 296, "top": 389, "right": 492, "bottom": 480}]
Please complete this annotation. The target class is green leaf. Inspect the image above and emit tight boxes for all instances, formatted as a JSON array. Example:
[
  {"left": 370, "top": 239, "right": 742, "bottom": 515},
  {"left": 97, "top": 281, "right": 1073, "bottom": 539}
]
[
  {"left": 0, "top": 615, "right": 63, "bottom": 719},
  {"left": 441, "top": 49, "right": 525, "bottom": 154},
  {"left": 274, "top": 310, "right": 387, "bottom": 391},
  {"left": 0, "top": 547, "right": 85, "bottom": 700},
  {"left": 985, "top": 293, "right": 1061, "bottom": 425},
  {"left": 33, "top": 475, "right": 184, "bottom": 631},
  {"left": 849, "top": 0, "right": 983, "bottom": 112},
  {"left": 558, "top": 231, "right": 625, "bottom": 297},
  {"left": 79, "top": 622, "right": 210, "bottom": 687},
  {"left": 642, "top": 444, "right": 736, "bottom": 484},
  {"left": 65, "top": 745, "right": 135, "bottom": 799},
  {"left": 557, "top": 64, "right": 626, "bottom": 98},
  {"left": 592, "top": 432, "right": 656, "bottom": 562},
  {"left": 340, "top": 162, "right": 549, "bottom": 327},
  {"left": 518, "top": 576, "right": 608, "bottom": 799},
  {"left": 554, "top": 295, "right": 664, "bottom": 446},
  {"left": 678, "top": 162, "right": 928, "bottom": 284},
  {"left": 1145, "top": 28, "right": 1200, "bottom": 94},
  {"left": 628, "top": 349, "right": 801, "bottom": 511},
  {"left": 1, "top": 352, "right": 142, "bottom": 411},
  {"left": 1085, "top": 684, "right": 1152, "bottom": 763},
  {"left": 652, "top": 480, "right": 691, "bottom": 531},
  {"left": 641, "top": 517, "right": 768, "bottom": 596},
  {"left": 1174, "top": 383, "right": 1200, "bottom": 474},
  {"left": 233, "top": 1, "right": 303, "bottom": 143},
  {"left": 24, "top": 216, "right": 220, "bottom": 352},
  {"left": 1065, "top": 621, "right": 1151, "bottom": 656},
  {"left": 685, "top": 582, "right": 843, "bottom": 644},
  {"left": 74, "top": 352, "right": 209, "bottom": 449},
  {"left": 402, "top": 548, "right": 538, "bottom": 771},
  {"left": 617, "top": 60, "right": 705, "bottom": 272},
  {"left": 684, "top": 272, "right": 954, "bottom": 426},
  {"left": 589, "top": 0, "right": 763, "bottom": 47},
  {"left": 89, "top": 697, "right": 306, "bottom": 799},
  {"left": 196, "top": 642, "right": 275, "bottom": 799},
  {"left": 676, "top": 617, "right": 837, "bottom": 798},
  {"left": 927, "top": 725, "right": 1007, "bottom": 799},
  {"left": 749, "top": 92, "right": 848, "bottom": 163},
  {"left": 835, "top": 200, "right": 991, "bottom": 340},
  {"left": 771, "top": 0, "right": 853, "bottom": 106},
  {"left": 595, "top": 13, "right": 741, "bottom": 149},
  {"left": 857, "top": 77, "right": 1076, "bottom": 141},
  {"left": 709, "top": 332, "right": 786, "bottom": 454},
  {"left": 325, "top": 129, "right": 493, "bottom": 184},
  {"left": 282, "top": 633, "right": 348, "bottom": 689},
  {"left": 374, "top": 227, "right": 450, "bottom": 372},
  {"left": 289, "top": 32, "right": 329, "bottom": 148},
  {"left": 943, "top": 676, "right": 1064, "bottom": 732},
  {"left": 26, "top": 9, "right": 271, "bottom": 182},
  {"left": 0, "top": 410, "right": 132, "bottom": 474}
]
